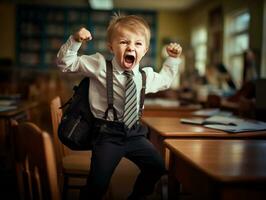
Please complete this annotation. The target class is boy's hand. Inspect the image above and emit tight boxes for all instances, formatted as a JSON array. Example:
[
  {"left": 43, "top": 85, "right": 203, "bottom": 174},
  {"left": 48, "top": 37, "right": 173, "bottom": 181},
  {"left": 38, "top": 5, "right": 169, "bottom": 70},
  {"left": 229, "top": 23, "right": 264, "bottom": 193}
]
[
  {"left": 73, "top": 27, "right": 92, "bottom": 42},
  {"left": 166, "top": 43, "right": 182, "bottom": 58}
]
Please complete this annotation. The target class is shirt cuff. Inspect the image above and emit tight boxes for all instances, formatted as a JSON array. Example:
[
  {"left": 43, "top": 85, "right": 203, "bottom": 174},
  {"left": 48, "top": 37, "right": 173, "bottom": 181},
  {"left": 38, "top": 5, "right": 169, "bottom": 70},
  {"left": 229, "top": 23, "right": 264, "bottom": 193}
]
[{"left": 164, "top": 56, "right": 182, "bottom": 66}]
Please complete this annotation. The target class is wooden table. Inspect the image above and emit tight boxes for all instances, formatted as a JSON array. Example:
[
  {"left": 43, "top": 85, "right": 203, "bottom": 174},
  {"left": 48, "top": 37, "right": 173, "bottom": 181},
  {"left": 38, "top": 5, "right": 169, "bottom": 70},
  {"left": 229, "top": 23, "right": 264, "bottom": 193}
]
[
  {"left": 142, "top": 117, "right": 266, "bottom": 163},
  {"left": 0, "top": 101, "right": 38, "bottom": 142},
  {"left": 143, "top": 98, "right": 201, "bottom": 117},
  {"left": 165, "top": 139, "right": 266, "bottom": 200}
]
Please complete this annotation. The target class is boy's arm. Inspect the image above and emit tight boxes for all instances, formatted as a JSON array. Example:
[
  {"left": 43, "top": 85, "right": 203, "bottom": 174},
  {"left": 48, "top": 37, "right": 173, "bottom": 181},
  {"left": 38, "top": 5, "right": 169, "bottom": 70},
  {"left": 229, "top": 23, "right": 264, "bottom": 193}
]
[
  {"left": 56, "top": 28, "right": 105, "bottom": 76},
  {"left": 144, "top": 43, "right": 182, "bottom": 93}
]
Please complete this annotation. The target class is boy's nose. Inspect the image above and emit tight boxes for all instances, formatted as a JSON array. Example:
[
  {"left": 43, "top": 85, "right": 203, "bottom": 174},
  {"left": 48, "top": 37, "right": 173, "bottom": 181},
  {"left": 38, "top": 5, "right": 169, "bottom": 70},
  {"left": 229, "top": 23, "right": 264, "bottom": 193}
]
[{"left": 127, "top": 44, "right": 134, "bottom": 51}]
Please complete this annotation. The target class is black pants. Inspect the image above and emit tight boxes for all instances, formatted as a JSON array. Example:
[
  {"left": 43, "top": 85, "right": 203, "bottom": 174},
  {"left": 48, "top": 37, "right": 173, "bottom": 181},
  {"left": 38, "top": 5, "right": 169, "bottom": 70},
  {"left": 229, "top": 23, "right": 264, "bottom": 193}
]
[{"left": 79, "top": 119, "right": 166, "bottom": 200}]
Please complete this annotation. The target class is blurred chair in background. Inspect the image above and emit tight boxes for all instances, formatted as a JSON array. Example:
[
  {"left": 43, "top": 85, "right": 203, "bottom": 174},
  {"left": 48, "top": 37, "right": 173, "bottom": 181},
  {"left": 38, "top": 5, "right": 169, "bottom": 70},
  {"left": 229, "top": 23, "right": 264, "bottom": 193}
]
[
  {"left": 243, "top": 49, "right": 258, "bottom": 85},
  {"left": 50, "top": 96, "right": 92, "bottom": 200},
  {"left": 204, "top": 63, "right": 236, "bottom": 98},
  {"left": 255, "top": 78, "right": 266, "bottom": 122},
  {"left": 226, "top": 49, "right": 258, "bottom": 118},
  {"left": 12, "top": 121, "right": 60, "bottom": 200}
]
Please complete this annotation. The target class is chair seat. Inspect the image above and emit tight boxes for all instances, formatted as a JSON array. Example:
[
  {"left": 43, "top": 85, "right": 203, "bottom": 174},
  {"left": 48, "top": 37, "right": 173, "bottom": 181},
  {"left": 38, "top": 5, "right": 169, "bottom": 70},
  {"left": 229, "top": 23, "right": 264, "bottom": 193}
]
[{"left": 62, "top": 152, "right": 92, "bottom": 175}]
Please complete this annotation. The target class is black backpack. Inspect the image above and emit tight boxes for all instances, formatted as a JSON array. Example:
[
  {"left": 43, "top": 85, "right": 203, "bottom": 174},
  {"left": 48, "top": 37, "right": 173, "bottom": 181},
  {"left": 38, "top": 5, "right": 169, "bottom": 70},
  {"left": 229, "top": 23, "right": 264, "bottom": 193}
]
[
  {"left": 58, "top": 60, "right": 146, "bottom": 150},
  {"left": 58, "top": 77, "right": 94, "bottom": 150}
]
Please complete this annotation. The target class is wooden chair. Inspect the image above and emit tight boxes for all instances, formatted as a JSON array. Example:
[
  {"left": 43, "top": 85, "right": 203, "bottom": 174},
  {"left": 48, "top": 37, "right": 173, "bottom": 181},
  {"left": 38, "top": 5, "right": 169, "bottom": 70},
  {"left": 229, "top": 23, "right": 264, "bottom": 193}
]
[
  {"left": 50, "top": 96, "right": 92, "bottom": 199},
  {"left": 12, "top": 121, "right": 60, "bottom": 200}
]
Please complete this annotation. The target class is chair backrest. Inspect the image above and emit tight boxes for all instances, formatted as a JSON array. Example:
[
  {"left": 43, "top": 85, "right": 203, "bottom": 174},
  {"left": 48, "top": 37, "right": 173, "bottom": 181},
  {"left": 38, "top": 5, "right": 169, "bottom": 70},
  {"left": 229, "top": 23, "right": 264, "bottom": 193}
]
[
  {"left": 50, "top": 96, "right": 66, "bottom": 159},
  {"left": 13, "top": 121, "right": 60, "bottom": 200},
  {"left": 50, "top": 96, "right": 79, "bottom": 157}
]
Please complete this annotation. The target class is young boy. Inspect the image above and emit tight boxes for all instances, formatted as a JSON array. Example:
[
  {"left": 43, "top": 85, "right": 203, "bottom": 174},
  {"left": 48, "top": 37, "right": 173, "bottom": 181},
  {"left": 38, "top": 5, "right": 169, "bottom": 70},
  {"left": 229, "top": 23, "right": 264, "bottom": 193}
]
[{"left": 57, "top": 14, "right": 182, "bottom": 200}]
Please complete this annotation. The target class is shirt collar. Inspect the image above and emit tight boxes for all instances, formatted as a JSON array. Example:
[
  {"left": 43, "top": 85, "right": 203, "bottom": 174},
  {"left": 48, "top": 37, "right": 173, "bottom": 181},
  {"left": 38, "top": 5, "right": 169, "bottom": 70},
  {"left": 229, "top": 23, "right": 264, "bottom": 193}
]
[{"left": 111, "top": 57, "right": 139, "bottom": 76}]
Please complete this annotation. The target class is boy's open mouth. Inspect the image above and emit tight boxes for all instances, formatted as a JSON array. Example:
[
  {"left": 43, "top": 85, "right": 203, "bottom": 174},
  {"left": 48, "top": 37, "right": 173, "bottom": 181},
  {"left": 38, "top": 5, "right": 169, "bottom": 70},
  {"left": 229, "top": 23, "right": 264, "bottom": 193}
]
[
  {"left": 123, "top": 54, "right": 135, "bottom": 68},
  {"left": 125, "top": 55, "right": 135, "bottom": 64}
]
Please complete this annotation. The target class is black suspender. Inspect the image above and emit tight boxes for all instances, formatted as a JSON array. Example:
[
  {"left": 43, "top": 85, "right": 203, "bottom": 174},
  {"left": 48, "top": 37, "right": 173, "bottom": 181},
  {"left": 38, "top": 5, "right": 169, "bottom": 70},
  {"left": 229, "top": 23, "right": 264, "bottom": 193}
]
[
  {"left": 103, "top": 60, "right": 146, "bottom": 121},
  {"left": 104, "top": 60, "right": 118, "bottom": 120}
]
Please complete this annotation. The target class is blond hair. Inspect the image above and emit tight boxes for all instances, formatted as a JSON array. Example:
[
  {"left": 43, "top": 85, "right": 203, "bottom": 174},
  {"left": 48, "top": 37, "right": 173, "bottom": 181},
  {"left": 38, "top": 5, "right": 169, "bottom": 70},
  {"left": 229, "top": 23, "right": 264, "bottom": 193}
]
[{"left": 107, "top": 13, "right": 151, "bottom": 47}]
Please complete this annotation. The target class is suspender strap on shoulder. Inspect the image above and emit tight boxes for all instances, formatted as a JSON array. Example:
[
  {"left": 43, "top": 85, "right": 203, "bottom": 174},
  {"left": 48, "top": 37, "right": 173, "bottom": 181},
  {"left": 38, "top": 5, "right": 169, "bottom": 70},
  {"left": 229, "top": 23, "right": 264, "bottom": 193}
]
[
  {"left": 104, "top": 60, "right": 118, "bottom": 121},
  {"left": 139, "top": 68, "right": 146, "bottom": 118},
  {"left": 103, "top": 61, "right": 146, "bottom": 121}
]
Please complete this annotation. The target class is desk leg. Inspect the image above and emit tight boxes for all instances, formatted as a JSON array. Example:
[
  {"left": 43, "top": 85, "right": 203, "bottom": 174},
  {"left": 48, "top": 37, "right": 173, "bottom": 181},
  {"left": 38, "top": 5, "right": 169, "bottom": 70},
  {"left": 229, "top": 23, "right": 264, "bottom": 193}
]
[{"left": 149, "top": 130, "right": 165, "bottom": 157}]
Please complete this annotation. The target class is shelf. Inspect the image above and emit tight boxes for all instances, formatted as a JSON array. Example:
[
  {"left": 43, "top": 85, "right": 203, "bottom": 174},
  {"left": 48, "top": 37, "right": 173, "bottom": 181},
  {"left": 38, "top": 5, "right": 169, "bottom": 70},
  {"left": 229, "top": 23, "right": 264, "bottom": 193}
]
[{"left": 16, "top": 4, "right": 157, "bottom": 69}]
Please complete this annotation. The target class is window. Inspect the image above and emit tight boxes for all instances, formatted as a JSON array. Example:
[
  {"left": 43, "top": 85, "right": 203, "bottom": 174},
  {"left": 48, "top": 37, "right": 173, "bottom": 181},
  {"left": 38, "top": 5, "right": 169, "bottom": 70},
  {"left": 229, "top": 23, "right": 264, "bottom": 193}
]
[
  {"left": 224, "top": 10, "right": 250, "bottom": 87},
  {"left": 191, "top": 27, "right": 207, "bottom": 76}
]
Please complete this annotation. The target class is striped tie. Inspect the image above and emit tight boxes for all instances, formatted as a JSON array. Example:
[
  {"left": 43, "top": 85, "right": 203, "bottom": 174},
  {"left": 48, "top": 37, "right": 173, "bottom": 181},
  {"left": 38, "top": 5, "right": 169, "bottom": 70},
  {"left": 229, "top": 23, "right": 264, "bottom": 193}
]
[{"left": 123, "top": 70, "right": 138, "bottom": 128}]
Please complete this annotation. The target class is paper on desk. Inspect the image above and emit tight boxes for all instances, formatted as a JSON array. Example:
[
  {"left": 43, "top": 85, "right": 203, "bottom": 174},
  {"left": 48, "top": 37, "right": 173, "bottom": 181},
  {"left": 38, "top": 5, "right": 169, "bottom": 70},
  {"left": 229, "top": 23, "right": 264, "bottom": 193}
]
[
  {"left": 192, "top": 108, "right": 232, "bottom": 117},
  {"left": 204, "top": 116, "right": 266, "bottom": 133},
  {"left": 144, "top": 98, "right": 180, "bottom": 107},
  {"left": 181, "top": 115, "right": 235, "bottom": 126}
]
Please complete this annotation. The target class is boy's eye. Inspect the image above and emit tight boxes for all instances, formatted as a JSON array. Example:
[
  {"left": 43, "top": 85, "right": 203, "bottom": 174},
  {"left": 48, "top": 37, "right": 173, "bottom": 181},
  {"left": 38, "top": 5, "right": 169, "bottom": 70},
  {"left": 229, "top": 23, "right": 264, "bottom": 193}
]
[
  {"left": 136, "top": 42, "right": 142, "bottom": 46},
  {"left": 120, "top": 41, "right": 127, "bottom": 44}
]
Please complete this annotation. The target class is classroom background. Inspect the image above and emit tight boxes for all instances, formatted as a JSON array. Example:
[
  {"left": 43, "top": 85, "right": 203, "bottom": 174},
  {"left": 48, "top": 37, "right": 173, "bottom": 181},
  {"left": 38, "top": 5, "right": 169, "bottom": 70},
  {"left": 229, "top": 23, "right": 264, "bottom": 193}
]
[{"left": 0, "top": 0, "right": 266, "bottom": 199}]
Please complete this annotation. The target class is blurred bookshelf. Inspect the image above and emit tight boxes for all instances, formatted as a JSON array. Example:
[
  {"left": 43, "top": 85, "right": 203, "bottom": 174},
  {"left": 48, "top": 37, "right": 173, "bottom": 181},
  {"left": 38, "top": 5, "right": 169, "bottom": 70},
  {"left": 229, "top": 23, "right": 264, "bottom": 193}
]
[{"left": 16, "top": 4, "right": 157, "bottom": 70}]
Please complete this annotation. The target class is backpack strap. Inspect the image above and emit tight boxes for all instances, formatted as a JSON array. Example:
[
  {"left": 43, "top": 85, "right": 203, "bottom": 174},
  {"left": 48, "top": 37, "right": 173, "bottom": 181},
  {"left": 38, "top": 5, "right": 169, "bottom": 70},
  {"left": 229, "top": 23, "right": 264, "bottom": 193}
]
[
  {"left": 59, "top": 78, "right": 89, "bottom": 110},
  {"left": 139, "top": 68, "right": 146, "bottom": 118},
  {"left": 104, "top": 60, "right": 118, "bottom": 121}
]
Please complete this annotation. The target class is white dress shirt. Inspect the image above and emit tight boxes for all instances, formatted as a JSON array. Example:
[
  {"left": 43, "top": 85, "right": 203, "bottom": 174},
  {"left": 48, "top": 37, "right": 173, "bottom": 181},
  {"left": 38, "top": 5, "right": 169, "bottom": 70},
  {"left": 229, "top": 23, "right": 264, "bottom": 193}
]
[{"left": 57, "top": 36, "right": 181, "bottom": 121}]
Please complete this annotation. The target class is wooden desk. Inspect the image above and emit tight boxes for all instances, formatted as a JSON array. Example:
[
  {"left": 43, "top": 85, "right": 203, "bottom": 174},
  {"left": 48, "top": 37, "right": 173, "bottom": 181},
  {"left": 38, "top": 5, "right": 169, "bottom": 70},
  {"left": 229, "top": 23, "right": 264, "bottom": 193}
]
[
  {"left": 0, "top": 101, "right": 38, "bottom": 118},
  {"left": 143, "top": 98, "right": 201, "bottom": 117},
  {"left": 165, "top": 139, "right": 266, "bottom": 200},
  {"left": 0, "top": 101, "right": 38, "bottom": 141},
  {"left": 142, "top": 117, "right": 266, "bottom": 164}
]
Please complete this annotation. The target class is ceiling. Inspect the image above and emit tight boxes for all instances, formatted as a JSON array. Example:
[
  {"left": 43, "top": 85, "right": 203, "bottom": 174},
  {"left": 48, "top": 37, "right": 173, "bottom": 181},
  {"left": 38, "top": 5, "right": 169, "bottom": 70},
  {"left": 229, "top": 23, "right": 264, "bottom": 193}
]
[
  {"left": 5, "top": 0, "right": 206, "bottom": 11},
  {"left": 112, "top": 0, "right": 206, "bottom": 11}
]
